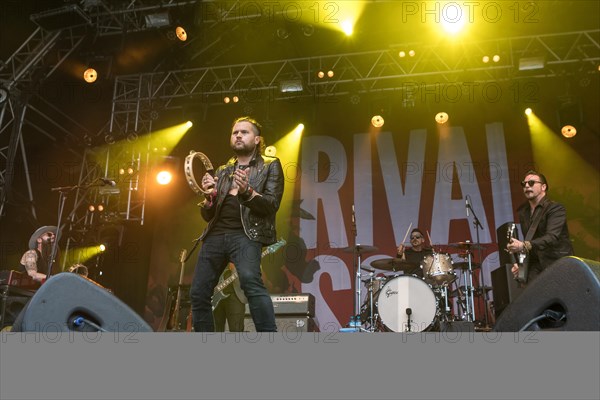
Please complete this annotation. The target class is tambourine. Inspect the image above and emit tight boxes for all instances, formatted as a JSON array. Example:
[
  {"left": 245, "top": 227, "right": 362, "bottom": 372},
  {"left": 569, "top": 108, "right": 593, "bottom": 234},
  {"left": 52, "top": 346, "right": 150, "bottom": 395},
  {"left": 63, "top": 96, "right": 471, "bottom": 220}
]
[
  {"left": 184, "top": 150, "right": 215, "bottom": 195},
  {"left": 68, "top": 264, "right": 89, "bottom": 277}
]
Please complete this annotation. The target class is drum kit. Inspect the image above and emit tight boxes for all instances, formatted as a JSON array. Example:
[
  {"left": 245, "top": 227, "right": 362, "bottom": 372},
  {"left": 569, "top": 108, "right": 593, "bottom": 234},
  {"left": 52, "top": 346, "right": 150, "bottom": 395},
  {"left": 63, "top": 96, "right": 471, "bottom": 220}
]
[{"left": 346, "top": 241, "right": 489, "bottom": 333}]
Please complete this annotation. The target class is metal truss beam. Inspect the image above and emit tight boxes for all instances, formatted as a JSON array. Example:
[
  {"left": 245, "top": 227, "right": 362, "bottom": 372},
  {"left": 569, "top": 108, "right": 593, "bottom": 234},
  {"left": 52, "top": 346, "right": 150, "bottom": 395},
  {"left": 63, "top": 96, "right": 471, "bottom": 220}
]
[{"left": 106, "top": 29, "right": 600, "bottom": 137}]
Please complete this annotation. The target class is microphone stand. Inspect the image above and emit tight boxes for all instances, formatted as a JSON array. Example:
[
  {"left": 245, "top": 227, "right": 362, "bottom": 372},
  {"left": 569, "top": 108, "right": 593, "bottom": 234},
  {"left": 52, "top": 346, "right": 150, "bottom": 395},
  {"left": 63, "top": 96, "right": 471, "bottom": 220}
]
[
  {"left": 350, "top": 204, "right": 361, "bottom": 331},
  {"left": 466, "top": 200, "right": 490, "bottom": 329}
]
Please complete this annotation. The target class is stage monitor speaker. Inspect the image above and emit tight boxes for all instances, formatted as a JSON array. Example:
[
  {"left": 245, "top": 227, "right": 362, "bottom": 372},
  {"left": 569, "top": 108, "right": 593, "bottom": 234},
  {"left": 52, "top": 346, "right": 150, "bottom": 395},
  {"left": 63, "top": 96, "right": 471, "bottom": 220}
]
[
  {"left": 0, "top": 296, "right": 30, "bottom": 330},
  {"left": 493, "top": 257, "right": 600, "bottom": 332},
  {"left": 244, "top": 316, "right": 317, "bottom": 333},
  {"left": 11, "top": 273, "right": 152, "bottom": 332},
  {"left": 491, "top": 264, "right": 524, "bottom": 317}
]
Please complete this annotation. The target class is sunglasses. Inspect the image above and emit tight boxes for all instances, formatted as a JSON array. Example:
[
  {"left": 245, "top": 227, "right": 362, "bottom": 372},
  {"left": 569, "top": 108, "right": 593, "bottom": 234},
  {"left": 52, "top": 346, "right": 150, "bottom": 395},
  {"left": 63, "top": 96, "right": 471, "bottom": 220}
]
[
  {"left": 520, "top": 180, "right": 543, "bottom": 188},
  {"left": 410, "top": 235, "right": 423, "bottom": 240}
]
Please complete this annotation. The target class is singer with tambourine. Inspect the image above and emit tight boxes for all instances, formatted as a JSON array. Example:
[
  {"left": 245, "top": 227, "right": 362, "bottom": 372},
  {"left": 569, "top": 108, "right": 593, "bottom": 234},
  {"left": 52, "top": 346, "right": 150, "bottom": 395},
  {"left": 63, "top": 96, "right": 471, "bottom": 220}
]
[
  {"left": 505, "top": 170, "right": 573, "bottom": 285},
  {"left": 186, "top": 116, "right": 284, "bottom": 332}
]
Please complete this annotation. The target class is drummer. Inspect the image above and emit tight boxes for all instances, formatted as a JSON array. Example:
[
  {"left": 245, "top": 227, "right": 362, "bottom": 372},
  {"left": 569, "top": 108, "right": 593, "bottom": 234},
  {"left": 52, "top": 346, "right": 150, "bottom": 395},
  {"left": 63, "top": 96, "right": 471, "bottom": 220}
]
[{"left": 396, "top": 228, "right": 433, "bottom": 277}]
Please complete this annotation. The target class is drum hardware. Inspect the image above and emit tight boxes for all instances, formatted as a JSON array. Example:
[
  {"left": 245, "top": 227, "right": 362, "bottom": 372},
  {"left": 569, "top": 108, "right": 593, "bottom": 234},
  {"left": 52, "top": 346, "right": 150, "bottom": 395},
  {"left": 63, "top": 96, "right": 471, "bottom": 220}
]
[{"left": 345, "top": 204, "right": 379, "bottom": 331}]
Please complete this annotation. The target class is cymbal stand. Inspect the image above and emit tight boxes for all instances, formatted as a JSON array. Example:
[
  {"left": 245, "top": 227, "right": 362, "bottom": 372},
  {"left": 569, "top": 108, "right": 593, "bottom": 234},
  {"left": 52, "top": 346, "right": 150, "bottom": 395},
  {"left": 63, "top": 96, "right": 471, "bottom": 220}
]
[
  {"left": 440, "top": 285, "right": 451, "bottom": 321},
  {"left": 464, "top": 250, "right": 476, "bottom": 322},
  {"left": 466, "top": 196, "right": 490, "bottom": 328}
]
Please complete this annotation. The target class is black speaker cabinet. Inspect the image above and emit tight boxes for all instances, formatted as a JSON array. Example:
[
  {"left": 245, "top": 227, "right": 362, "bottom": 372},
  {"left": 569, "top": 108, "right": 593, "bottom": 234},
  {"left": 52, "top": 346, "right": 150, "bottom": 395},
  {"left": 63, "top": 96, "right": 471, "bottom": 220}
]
[
  {"left": 491, "top": 264, "right": 524, "bottom": 317},
  {"left": 11, "top": 273, "right": 152, "bottom": 332},
  {"left": 0, "top": 290, "right": 32, "bottom": 330},
  {"left": 493, "top": 257, "right": 600, "bottom": 332},
  {"left": 244, "top": 316, "right": 317, "bottom": 333}
]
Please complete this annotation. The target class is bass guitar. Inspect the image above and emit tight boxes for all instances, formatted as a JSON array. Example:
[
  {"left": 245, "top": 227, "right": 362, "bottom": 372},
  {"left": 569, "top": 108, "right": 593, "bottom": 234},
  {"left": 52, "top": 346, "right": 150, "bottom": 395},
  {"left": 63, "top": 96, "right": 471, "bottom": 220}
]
[{"left": 211, "top": 238, "right": 286, "bottom": 310}]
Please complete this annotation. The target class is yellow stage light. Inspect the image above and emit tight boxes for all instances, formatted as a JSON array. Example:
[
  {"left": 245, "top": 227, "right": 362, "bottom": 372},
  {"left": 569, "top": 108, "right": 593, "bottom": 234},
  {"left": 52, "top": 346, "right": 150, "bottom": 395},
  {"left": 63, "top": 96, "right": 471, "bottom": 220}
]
[
  {"left": 156, "top": 170, "right": 173, "bottom": 185},
  {"left": 327, "top": 70, "right": 334, "bottom": 78},
  {"left": 176, "top": 26, "right": 187, "bottom": 41},
  {"left": 561, "top": 125, "right": 577, "bottom": 138},
  {"left": 341, "top": 20, "right": 353, "bottom": 36},
  {"left": 371, "top": 115, "right": 384, "bottom": 128},
  {"left": 435, "top": 112, "right": 449, "bottom": 124},
  {"left": 525, "top": 108, "right": 533, "bottom": 115},
  {"left": 185, "top": 120, "right": 193, "bottom": 129},
  {"left": 493, "top": 55, "right": 500, "bottom": 62},
  {"left": 399, "top": 51, "right": 406, "bottom": 58},
  {"left": 83, "top": 68, "right": 97, "bottom": 83},
  {"left": 482, "top": 56, "right": 490, "bottom": 63},
  {"left": 265, "top": 145, "right": 277, "bottom": 157},
  {"left": 99, "top": 244, "right": 106, "bottom": 252},
  {"left": 317, "top": 71, "right": 325, "bottom": 79}
]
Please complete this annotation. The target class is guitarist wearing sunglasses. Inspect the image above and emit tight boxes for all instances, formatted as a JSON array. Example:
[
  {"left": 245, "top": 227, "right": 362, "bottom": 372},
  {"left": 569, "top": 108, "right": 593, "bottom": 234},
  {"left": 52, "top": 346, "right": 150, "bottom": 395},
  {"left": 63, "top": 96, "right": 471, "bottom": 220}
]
[{"left": 506, "top": 170, "right": 573, "bottom": 285}]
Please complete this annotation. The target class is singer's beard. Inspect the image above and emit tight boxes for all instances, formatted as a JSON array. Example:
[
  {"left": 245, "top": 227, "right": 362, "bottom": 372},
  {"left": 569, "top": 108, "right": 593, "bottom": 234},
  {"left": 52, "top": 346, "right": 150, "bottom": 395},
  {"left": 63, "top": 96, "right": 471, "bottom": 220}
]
[{"left": 231, "top": 142, "right": 256, "bottom": 157}]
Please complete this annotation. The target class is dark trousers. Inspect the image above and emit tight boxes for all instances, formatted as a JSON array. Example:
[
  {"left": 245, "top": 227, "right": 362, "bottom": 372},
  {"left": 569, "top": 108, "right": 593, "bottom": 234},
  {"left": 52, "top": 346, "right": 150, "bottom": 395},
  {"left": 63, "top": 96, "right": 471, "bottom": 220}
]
[{"left": 190, "top": 232, "right": 276, "bottom": 332}]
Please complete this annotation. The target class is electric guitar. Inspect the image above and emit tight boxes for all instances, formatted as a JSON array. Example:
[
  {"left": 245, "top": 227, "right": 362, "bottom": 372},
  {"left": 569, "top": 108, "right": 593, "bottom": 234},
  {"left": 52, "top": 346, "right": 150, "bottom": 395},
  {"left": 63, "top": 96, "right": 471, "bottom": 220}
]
[
  {"left": 211, "top": 238, "right": 286, "bottom": 310},
  {"left": 507, "top": 223, "right": 528, "bottom": 284}
]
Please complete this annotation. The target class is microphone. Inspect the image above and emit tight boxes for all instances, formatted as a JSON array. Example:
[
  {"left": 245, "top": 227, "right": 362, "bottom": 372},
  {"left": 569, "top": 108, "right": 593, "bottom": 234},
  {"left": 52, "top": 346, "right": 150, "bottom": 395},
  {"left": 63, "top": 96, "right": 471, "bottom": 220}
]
[
  {"left": 465, "top": 196, "right": 470, "bottom": 217},
  {"left": 100, "top": 178, "right": 116, "bottom": 187}
]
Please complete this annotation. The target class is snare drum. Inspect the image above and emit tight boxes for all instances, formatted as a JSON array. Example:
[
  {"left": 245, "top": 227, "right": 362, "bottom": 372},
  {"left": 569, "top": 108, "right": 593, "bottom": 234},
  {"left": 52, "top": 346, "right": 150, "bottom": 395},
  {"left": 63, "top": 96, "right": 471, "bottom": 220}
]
[
  {"left": 421, "top": 253, "right": 456, "bottom": 286},
  {"left": 376, "top": 275, "right": 438, "bottom": 332}
]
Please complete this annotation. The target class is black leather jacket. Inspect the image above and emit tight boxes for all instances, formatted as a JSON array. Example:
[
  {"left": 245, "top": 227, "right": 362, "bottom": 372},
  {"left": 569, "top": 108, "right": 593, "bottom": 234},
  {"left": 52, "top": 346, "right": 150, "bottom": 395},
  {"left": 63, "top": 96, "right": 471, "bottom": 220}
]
[
  {"left": 199, "top": 154, "right": 284, "bottom": 245},
  {"left": 517, "top": 196, "right": 574, "bottom": 270}
]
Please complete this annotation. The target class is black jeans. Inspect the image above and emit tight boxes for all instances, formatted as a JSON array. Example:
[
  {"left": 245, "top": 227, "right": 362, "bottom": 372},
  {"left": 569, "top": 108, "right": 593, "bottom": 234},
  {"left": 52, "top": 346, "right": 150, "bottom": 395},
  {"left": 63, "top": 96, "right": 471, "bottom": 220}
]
[{"left": 190, "top": 232, "right": 276, "bottom": 332}]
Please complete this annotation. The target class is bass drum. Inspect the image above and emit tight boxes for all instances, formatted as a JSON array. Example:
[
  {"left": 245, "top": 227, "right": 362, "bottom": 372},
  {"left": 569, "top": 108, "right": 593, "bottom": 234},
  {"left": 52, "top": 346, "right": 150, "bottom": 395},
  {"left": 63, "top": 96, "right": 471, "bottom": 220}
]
[{"left": 377, "top": 275, "right": 437, "bottom": 332}]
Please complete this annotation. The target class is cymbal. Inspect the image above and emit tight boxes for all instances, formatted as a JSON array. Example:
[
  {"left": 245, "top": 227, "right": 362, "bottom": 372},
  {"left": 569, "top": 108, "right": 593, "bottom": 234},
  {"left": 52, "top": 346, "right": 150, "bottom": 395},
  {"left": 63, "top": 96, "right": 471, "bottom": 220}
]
[
  {"left": 452, "top": 262, "right": 481, "bottom": 270},
  {"left": 371, "top": 258, "right": 419, "bottom": 272},
  {"left": 448, "top": 241, "right": 485, "bottom": 250},
  {"left": 342, "top": 244, "right": 378, "bottom": 254}
]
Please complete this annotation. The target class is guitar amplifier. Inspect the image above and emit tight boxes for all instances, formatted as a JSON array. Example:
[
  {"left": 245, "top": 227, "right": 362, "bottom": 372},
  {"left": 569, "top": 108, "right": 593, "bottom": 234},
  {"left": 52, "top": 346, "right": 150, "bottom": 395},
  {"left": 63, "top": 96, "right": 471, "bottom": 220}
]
[
  {"left": 245, "top": 293, "right": 315, "bottom": 317},
  {"left": 244, "top": 316, "right": 317, "bottom": 333}
]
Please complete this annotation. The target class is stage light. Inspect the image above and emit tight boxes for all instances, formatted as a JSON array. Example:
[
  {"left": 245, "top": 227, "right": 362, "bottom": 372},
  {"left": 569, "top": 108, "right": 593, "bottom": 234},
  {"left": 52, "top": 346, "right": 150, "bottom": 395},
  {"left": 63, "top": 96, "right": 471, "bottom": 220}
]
[
  {"left": 156, "top": 170, "right": 173, "bottom": 185},
  {"left": 97, "top": 204, "right": 104, "bottom": 212},
  {"left": 525, "top": 108, "right": 533, "bottom": 115},
  {"left": 145, "top": 12, "right": 170, "bottom": 28},
  {"left": 302, "top": 24, "right": 314, "bottom": 37},
  {"left": 493, "top": 55, "right": 500, "bottom": 62},
  {"left": 83, "top": 68, "right": 97, "bottom": 83},
  {"left": 88, "top": 205, "right": 95, "bottom": 212},
  {"left": 399, "top": 51, "right": 406, "bottom": 58},
  {"left": 408, "top": 50, "right": 415, "bottom": 57},
  {"left": 327, "top": 70, "right": 334, "bottom": 78},
  {"left": 317, "top": 71, "right": 325, "bottom": 79},
  {"left": 185, "top": 120, "right": 193, "bottom": 129},
  {"left": 371, "top": 115, "right": 384, "bottom": 128},
  {"left": 440, "top": 4, "right": 466, "bottom": 35},
  {"left": 265, "top": 145, "right": 277, "bottom": 157},
  {"left": 224, "top": 96, "right": 231, "bottom": 104},
  {"left": 561, "top": 125, "right": 577, "bottom": 138},
  {"left": 175, "top": 26, "right": 187, "bottom": 41},
  {"left": 482, "top": 56, "right": 490, "bottom": 63},
  {"left": 232, "top": 96, "right": 239, "bottom": 103},
  {"left": 341, "top": 20, "right": 353, "bottom": 36},
  {"left": 99, "top": 244, "right": 106, "bottom": 252},
  {"left": 435, "top": 112, "right": 449, "bottom": 124}
]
